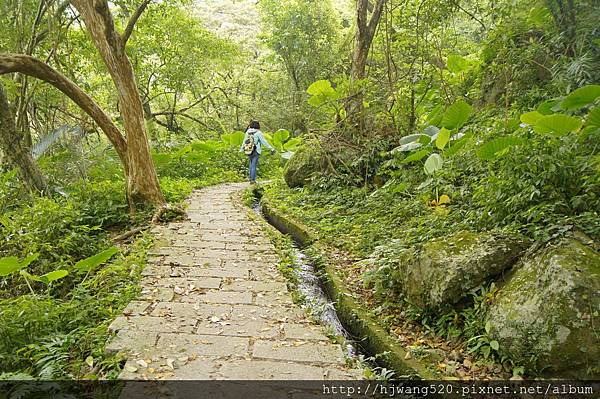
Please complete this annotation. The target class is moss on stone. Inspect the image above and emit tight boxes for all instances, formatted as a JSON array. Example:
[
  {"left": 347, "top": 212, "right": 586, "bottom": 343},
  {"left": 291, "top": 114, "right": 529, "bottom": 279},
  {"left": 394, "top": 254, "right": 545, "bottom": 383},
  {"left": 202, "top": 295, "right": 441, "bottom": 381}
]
[
  {"left": 395, "top": 231, "right": 527, "bottom": 309},
  {"left": 486, "top": 238, "right": 600, "bottom": 377},
  {"left": 283, "top": 144, "right": 327, "bottom": 188}
]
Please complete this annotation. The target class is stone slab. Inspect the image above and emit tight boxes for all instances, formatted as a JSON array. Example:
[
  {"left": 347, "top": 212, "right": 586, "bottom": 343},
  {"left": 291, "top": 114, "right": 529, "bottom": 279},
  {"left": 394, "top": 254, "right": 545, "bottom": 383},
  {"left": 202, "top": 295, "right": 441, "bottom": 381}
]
[
  {"left": 156, "top": 333, "right": 249, "bottom": 357},
  {"left": 252, "top": 340, "right": 345, "bottom": 364}
]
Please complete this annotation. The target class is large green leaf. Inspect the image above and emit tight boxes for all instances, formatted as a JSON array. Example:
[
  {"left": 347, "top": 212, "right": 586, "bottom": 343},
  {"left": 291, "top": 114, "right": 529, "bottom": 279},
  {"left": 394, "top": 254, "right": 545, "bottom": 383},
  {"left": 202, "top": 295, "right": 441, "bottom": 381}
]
[
  {"left": 520, "top": 111, "right": 544, "bottom": 125},
  {"left": 586, "top": 106, "right": 600, "bottom": 128},
  {"left": 306, "top": 80, "right": 339, "bottom": 107},
  {"left": 306, "top": 80, "right": 336, "bottom": 97},
  {"left": 0, "top": 254, "right": 39, "bottom": 277},
  {"left": 537, "top": 99, "right": 559, "bottom": 115},
  {"left": 0, "top": 257, "right": 21, "bottom": 276},
  {"left": 400, "top": 134, "right": 430, "bottom": 145},
  {"left": 221, "top": 131, "right": 245, "bottom": 147},
  {"left": 535, "top": 114, "right": 582, "bottom": 136},
  {"left": 74, "top": 247, "right": 119, "bottom": 272},
  {"left": 442, "top": 99, "right": 472, "bottom": 130},
  {"left": 422, "top": 126, "right": 440, "bottom": 137},
  {"left": 477, "top": 137, "right": 525, "bottom": 160},
  {"left": 424, "top": 153, "right": 443, "bottom": 175},
  {"left": 427, "top": 104, "right": 444, "bottom": 126},
  {"left": 393, "top": 142, "right": 422, "bottom": 152},
  {"left": 560, "top": 85, "right": 600, "bottom": 111},
  {"left": 447, "top": 54, "right": 469, "bottom": 73},
  {"left": 435, "top": 128, "right": 451, "bottom": 150},
  {"left": 39, "top": 270, "right": 69, "bottom": 284},
  {"left": 272, "top": 129, "right": 290, "bottom": 151},
  {"left": 283, "top": 137, "right": 302, "bottom": 152},
  {"left": 402, "top": 148, "right": 431, "bottom": 164}
]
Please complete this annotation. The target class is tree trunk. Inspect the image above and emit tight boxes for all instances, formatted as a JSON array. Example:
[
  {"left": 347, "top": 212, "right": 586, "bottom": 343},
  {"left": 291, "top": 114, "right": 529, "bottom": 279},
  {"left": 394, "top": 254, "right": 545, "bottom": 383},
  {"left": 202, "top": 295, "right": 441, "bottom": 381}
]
[
  {"left": 347, "top": 0, "right": 387, "bottom": 132},
  {"left": 0, "top": 82, "right": 48, "bottom": 193},
  {"left": 71, "top": 0, "right": 164, "bottom": 210}
]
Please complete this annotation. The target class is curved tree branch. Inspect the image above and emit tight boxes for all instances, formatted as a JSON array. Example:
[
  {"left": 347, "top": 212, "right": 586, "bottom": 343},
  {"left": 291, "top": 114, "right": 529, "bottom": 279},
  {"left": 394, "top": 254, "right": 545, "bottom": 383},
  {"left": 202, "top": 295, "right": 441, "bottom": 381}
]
[
  {"left": 0, "top": 53, "right": 128, "bottom": 166},
  {"left": 122, "top": 0, "right": 152, "bottom": 45}
]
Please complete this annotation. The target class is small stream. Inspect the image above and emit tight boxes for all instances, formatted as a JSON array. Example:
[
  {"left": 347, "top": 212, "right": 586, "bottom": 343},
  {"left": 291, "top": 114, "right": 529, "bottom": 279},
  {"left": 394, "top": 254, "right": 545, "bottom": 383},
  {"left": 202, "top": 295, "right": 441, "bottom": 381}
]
[{"left": 251, "top": 200, "right": 358, "bottom": 359}]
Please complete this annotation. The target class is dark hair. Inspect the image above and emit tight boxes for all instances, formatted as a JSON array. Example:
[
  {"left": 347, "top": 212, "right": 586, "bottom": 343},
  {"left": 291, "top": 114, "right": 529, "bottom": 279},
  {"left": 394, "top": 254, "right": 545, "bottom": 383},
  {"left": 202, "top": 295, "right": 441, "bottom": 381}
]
[{"left": 249, "top": 120, "right": 260, "bottom": 129}]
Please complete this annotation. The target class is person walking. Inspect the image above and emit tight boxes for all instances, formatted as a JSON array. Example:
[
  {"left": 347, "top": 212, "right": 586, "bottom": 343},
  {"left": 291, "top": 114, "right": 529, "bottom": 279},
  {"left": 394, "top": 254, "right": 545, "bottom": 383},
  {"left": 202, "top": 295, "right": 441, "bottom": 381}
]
[{"left": 240, "top": 120, "right": 275, "bottom": 184}]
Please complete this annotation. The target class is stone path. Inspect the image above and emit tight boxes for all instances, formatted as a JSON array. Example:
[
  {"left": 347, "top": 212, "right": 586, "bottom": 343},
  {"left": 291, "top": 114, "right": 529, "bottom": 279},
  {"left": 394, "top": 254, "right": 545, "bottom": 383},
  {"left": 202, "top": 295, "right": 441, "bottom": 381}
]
[{"left": 107, "top": 183, "right": 361, "bottom": 381}]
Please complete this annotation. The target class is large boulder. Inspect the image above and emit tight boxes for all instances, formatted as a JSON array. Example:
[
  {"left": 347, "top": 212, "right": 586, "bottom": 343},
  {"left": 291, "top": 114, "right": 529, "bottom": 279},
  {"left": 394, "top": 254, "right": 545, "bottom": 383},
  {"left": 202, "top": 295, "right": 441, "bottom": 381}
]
[
  {"left": 394, "top": 231, "right": 526, "bottom": 309},
  {"left": 486, "top": 238, "right": 600, "bottom": 376},
  {"left": 283, "top": 145, "right": 326, "bottom": 188}
]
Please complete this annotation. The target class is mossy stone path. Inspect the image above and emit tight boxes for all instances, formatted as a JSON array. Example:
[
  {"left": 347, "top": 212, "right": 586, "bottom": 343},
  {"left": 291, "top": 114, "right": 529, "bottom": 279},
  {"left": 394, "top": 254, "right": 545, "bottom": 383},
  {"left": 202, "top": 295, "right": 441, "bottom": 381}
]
[{"left": 107, "top": 183, "right": 360, "bottom": 380}]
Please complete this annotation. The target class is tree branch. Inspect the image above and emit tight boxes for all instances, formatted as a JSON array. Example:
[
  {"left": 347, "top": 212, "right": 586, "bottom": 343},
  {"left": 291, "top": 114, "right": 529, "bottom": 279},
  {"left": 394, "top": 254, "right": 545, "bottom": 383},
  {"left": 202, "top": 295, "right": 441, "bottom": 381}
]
[
  {"left": 0, "top": 54, "right": 128, "bottom": 166},
  {"left": 450, "top": 0, "right": 486, "bottom": 30},
  {"left": 367, "top": 0, "right": 387, "bottom": 39},
  {"left": 122, "top": 0, "right": 152, "bottom": 45}
]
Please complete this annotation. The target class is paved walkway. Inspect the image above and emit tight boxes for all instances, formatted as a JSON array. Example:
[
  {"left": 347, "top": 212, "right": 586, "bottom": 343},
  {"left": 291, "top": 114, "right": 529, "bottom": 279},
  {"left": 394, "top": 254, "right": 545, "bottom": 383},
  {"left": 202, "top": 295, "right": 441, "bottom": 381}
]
[{"left": 107, "top": 183, "right": 360, "bottom": 380}]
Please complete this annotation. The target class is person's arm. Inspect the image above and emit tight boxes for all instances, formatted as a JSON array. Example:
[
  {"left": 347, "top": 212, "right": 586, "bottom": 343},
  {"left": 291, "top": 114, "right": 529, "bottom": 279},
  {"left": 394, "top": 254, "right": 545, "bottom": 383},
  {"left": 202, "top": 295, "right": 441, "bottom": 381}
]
[{"left": 258, "top": 131, "right": 275, "bottom": 152}]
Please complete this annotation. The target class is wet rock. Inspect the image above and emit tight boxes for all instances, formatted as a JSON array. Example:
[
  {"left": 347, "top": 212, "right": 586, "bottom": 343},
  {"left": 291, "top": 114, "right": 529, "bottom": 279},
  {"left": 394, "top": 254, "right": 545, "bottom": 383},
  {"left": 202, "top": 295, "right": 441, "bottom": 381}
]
[
  {"left": 486, "top": 239, "right": 600, "bottom": 376},
  {"left": 394, "top": 231, "right": 526, "bottom": 309}
]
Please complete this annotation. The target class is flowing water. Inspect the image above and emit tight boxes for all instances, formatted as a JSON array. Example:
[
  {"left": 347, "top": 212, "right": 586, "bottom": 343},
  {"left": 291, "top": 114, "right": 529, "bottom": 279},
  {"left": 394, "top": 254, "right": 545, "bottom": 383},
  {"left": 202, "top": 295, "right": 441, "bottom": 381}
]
[{"left": 252, "top": 200, "right": 357, "bottom": 358}]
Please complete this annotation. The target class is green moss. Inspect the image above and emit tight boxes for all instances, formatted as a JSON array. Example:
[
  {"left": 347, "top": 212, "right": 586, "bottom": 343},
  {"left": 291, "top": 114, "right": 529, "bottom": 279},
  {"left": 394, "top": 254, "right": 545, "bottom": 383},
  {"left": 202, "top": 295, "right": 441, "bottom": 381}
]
[
  {"left": 368, "top": 231, "right": 527, "bottom": 310},
  {"left": 487, "top": 239, "right": 600, "bottom": 377},
  {"left": 283, "top": 145, "right": 327, "bottom": 188}
]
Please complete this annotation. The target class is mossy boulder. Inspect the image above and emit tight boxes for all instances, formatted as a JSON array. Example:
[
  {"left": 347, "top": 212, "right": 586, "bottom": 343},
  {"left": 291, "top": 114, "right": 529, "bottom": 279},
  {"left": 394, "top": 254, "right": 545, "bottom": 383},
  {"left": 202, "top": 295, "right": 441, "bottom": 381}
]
[
  {"left": 283, "top": 145, "right": 327, "bottom": 188},
  {"left": 486, "top": 239, "right": 600, "bottom": 376},
  {"left": 397, "top": 231, "right": 526, "bottom": 309}
]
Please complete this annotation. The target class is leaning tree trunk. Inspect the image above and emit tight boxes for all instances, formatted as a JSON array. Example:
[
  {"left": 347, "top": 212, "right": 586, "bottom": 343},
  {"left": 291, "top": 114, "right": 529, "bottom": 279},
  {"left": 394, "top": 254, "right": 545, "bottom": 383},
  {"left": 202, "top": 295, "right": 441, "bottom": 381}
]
[
  {"left": 0, "top": 54, "right": 129, "bottom": 169},
  {"left": 72, "top": 0, "right": 164, "bottom": 210},
  {"left": 347, "top": 0, "right": 387, "bottom": 132},
  {"left": 0, "top": 82, "right": 48, "bottom": 193}
]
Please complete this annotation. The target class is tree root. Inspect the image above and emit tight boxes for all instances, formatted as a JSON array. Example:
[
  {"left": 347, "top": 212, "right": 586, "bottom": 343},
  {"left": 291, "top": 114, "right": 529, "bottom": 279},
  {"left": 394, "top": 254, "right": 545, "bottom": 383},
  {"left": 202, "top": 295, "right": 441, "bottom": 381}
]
[{"left": 113, "top": 203, "right": 186, "bottom": 243}]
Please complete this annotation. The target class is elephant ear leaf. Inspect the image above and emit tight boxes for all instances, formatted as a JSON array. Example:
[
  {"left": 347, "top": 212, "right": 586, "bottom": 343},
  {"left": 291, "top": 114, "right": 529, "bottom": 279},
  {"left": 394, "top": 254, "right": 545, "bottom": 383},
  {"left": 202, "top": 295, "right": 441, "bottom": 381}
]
[
  {"left": 273, "top": 129, "right": 290, "bottom": 151},
  {"left": 75, "top": 247, "right": 119, "bottom": 273},
  {"left": 586, "top": 106, "right": 600, "bottom": 128},
  {"left": 477, "top": 136, "right": 525, "bottom": 160},
  {"left": 39, "top": 270, "right": 69, "bottom": 284},
  {"left": 560, "top": 85, "right": 600, "bottom": 111},
  {"left": 442, "top": 99, "right": 472, "bottom": 130},
  {"left": 0, "top": 253, "right": 39, "bottom": 277},
  {"left": 535, "top": 114, "right": 582, "bottom": 136},
  {"left": 424, "top": 153, "right": 443, "bottom": 175}
]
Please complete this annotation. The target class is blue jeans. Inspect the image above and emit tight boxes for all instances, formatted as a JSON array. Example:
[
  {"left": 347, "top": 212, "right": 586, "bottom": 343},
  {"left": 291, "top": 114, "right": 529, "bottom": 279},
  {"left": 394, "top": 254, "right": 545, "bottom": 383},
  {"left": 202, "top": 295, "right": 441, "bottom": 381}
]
[{"left": 248, "top": 151, "right": 259, "bottom": 182}]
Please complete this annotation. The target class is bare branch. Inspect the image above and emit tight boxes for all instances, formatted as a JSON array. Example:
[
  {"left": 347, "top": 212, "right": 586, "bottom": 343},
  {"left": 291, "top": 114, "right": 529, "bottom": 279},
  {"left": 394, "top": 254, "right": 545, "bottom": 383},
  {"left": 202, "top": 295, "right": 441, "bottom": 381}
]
[
  {"left": 367, "top": 0, "right": 387, "bottom": 39},
  {"left": 122, "top": 0, "right": 152, "bottom": 45}
]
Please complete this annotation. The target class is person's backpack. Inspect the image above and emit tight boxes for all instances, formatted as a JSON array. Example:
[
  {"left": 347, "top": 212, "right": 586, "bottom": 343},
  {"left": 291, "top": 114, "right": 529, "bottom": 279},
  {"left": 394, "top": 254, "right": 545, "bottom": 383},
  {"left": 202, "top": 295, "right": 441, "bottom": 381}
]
[{"left": 243, "top": 132, "right": 256, "bottom": 155}]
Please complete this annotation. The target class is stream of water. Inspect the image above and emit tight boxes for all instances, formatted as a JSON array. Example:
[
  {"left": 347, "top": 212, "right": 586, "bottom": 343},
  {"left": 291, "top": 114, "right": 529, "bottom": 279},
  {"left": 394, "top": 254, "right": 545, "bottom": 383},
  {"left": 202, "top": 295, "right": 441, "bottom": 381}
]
[{"left": 252, "top": 201, "right": 358, "bottom": 358}]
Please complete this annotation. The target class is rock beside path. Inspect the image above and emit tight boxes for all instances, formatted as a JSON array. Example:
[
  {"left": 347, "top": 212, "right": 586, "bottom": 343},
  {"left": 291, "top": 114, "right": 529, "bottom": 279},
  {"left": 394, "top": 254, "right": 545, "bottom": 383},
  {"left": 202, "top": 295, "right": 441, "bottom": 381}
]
[
  {"left": 370, "top": 231, "right": 526, "bottom": 310},
  {"left": 486, "top": 238, "right": 600, "bottom": 376}
]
